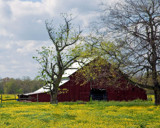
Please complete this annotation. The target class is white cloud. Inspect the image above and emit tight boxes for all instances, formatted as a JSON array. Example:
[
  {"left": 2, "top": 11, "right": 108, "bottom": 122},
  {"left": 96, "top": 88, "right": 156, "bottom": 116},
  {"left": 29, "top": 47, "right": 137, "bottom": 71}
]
[
  {"left": 10, "top": 0, "right": 54, "bottom": 17},
  {"left": 0, "top": 65, "right": 7, "bottom": 72},
  {"left": 0, "top": 0, "right": 103, "bottom": 41},
  {"left": 16, "top": 40, "right": 50, "bottom": 54},
  {"left": 16, "top": 41, "right": 36, "bottom": 54},
  {"left": 0, "top": 0, "right": 53, "bottom": 40},
  {"left": 0, "top": 0, "right": 119, "bottom": 79},
  {"left": 0, "top": 0, "right": 12, "bottom": 23},
  {"left": 0, "top": 29, "right": 15, "bottom": 39},
  {"left": 0, "top": 39, "right": 49, "bottom": 79}
]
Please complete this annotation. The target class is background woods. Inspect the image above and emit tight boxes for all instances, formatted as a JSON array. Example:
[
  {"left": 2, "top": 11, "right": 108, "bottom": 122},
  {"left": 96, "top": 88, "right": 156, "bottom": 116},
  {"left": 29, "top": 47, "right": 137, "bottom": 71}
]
[{"left": 0, "top": 77, "right": 44, "bottom": 94}]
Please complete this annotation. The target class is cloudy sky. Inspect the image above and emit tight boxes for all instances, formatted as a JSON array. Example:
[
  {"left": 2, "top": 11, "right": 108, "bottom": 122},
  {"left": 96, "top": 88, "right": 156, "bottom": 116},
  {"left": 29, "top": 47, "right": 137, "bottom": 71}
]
[{"left": 0, "top": 0, "right": 117, "bottom": 79}]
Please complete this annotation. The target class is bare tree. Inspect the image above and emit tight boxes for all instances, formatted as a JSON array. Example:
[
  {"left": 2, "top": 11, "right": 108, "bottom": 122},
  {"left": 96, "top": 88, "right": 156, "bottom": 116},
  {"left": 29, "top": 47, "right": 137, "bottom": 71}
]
[
  {"left": 100, "top": 0, "right": 160, "bottom": 105},
  {"left": 34, "top": 14, "right": 82, "bottom": 104}
]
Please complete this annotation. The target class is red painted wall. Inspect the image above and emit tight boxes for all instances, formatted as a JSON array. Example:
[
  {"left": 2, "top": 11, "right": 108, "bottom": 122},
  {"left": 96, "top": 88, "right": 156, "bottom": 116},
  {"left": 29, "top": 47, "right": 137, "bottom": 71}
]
[
  {"left": 27, "top": 93, "right": 50, "bottom": 102},
  {"left": 27, "top": 79, "right": 147, "bottom": 102},
  {"left": 58, "top": 80, "right": 91, "bottom": 102}
]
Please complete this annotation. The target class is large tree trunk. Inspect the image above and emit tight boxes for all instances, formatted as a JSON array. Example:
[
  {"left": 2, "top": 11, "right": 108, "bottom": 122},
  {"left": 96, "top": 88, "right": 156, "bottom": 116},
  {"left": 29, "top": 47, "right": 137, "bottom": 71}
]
[
  {"left": 154, "top": 84, "right": 160, "bottom": 105},
  {"left": 50, "top": 89, "right": 58, "bottom": 104}
]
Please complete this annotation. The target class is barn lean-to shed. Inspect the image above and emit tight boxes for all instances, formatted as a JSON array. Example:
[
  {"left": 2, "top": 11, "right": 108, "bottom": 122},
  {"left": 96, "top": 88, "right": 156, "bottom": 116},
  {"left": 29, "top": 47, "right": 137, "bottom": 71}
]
[{"left": 18, "top": 59, "right": 147, "bottom": 102}]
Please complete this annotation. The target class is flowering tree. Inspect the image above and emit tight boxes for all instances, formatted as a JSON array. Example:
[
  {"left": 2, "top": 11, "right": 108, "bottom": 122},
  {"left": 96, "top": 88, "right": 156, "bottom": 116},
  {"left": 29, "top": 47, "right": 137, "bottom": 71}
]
[{"left": 34, "top": 14, "right": 82, "bottom": 104}]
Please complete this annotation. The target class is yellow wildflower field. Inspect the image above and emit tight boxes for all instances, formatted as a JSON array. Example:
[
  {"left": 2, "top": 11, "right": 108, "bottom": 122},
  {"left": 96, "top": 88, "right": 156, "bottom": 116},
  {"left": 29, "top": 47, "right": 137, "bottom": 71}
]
[{"left": 0, "top": 96, "right": 160, "bottom": 128}]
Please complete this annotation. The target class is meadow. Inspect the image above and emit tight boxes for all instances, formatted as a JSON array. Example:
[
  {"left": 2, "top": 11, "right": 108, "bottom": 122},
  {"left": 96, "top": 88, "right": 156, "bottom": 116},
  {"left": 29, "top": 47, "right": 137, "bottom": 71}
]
[{"left": 0, "top": 95, "right": 160, "bottom": 128}]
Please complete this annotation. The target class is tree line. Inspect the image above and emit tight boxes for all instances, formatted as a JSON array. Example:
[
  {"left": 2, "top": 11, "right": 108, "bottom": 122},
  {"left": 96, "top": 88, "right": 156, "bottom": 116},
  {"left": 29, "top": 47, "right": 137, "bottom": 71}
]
[{"left": 0, "top": 77, "right": 44, "bottom": 94}]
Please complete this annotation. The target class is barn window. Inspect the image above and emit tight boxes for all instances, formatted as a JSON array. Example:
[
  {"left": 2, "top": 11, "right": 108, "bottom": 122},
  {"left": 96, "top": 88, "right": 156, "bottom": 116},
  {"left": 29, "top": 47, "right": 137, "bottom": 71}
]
[{"left": 90, "top": 88, "right": 107, "bottom": 101}]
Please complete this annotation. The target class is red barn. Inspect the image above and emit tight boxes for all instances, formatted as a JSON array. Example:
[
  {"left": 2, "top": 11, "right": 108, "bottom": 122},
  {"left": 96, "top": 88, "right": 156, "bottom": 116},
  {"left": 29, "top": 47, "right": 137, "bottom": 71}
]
[{"left": 18, "top": 59, "right": 147, "bottom": 102}]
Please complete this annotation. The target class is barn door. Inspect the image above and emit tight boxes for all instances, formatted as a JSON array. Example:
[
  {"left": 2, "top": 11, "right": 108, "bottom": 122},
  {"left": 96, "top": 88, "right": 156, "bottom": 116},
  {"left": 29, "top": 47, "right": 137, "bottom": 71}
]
[{"left": 90, "top": 88, "right": 107, "bottom": 101}]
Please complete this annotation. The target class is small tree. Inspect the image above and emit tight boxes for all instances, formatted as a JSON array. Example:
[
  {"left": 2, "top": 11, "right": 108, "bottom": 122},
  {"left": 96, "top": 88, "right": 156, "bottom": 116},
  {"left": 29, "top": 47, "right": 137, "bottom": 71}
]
[{"left": 34, "top": 14, "right": 82, "bottom": 104}]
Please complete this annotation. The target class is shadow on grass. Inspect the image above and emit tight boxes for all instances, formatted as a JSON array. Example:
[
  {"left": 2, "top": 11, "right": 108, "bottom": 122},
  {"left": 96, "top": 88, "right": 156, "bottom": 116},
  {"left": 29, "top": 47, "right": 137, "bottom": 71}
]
[
  {"left": 61, "top": 99, "right": 154, "bottom": 107},
  {"left": 1, "top": 99, "right": 155, "bottom": 107},
  {"left": 0, "top": 104, "right": 2, "bottom": 108},
  {"left": 87, "top": 100, "right": 154, "bottom": 107}
]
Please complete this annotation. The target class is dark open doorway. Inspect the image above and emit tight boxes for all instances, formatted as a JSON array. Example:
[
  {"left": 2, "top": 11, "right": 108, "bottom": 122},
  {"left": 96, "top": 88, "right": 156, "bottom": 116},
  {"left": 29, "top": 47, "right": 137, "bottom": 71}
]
[{"left": 90, "top": 88, "right": 107, "bottom": 101}]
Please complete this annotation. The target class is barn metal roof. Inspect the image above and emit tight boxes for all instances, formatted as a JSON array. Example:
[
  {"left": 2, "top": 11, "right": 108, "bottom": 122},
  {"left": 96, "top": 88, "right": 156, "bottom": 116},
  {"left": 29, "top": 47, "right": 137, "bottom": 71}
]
[
  {"left": 23, "top": 59, "right": 92, "bottom": 95},
  {"left": 62, "top": 61, "right": 84, "bottom": 77},
  {"left": 23, "top": 79, "right": 69, "bottom": 95}
]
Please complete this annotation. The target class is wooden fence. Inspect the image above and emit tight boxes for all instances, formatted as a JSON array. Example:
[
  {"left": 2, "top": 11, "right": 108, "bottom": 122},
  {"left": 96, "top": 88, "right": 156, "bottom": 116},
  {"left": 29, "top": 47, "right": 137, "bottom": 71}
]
[
  {"left": 0, "top": 94, "right": 40, "bottom": 103},
  {"left": 0, "top": 94, "right": 18, "bottom": 103},
  {"left": 0, "top": 94, "right": 21, "bottom": 103}
]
